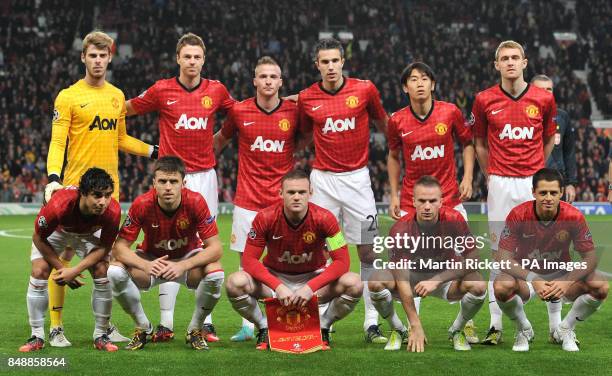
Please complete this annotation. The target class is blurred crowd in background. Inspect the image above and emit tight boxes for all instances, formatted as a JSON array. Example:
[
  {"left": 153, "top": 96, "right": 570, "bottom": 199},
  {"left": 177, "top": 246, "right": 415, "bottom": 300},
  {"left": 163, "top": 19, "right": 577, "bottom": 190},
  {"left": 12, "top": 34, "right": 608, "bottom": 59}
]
[{"left": 0, "top": 0, "right": 610, "bottom": 203}]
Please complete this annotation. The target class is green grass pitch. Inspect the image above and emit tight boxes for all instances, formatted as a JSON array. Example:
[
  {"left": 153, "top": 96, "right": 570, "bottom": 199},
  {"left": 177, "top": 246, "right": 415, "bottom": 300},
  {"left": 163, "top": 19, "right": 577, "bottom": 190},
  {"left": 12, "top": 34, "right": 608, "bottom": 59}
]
[{"left": 0, "top": 214, "right": 610, "bottom": 376}]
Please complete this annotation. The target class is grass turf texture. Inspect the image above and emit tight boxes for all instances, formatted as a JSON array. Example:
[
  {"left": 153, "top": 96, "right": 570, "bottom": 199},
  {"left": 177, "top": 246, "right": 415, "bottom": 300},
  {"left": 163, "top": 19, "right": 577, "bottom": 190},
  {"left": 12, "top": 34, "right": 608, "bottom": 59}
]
[{"left": 0, "top": 214, "right": 610, "bottom": 376}]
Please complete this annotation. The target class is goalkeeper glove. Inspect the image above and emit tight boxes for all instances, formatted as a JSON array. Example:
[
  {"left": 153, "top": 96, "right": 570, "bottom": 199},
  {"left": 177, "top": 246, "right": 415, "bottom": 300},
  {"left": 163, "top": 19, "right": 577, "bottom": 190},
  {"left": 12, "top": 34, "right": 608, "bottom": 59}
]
[
  {"left": 44, "top": 174, "right": 63, "bottom": 205},
  {"left": 150, "top": 145, "right": 159, "bottom": 159}
]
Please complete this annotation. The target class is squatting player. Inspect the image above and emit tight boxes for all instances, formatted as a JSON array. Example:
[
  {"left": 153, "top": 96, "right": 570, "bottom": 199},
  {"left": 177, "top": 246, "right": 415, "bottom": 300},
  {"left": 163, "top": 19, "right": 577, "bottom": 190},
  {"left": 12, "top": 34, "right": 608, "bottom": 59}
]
[
  {"left": 297, "top": 38, "right": 389, "bottom": 343},
  {"left": 45, "top": 30, "right": 154, "bottom": 347},
  {"left": 126, "top": 33, "right": 235, "bottom": 342},
  {"left": 494, "top": 168, "right": 607, "bottom": 352},
  {"left": 20, "top": 168, "right": 121, "bottom": 352},
  {"left": 107, "top": 156, "right": 224, "bottom": 351},
  {"left": 472, "top": 40, "right": 557, "bottom": 344},
  {"left": 225, "top": 170, "right": 363, "bottom": 350},
  {"left": 369, "top": 176, "right": 486, "bottom": 352},
  {"left": 213, "top": 56, "right": 299, "bottom": 341}
]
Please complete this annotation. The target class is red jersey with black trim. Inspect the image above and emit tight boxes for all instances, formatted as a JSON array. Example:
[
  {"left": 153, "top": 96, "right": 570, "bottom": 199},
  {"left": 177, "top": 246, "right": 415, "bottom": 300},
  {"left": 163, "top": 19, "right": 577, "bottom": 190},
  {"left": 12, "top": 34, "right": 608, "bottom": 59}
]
[
  {"left": 298, "top": 77, "right": 387, "bottom": 172},
  {"left": 119, "top": 188, "right": 218, "bottom": 259},
  {"left": 35, "top": 187, "right": 120, "bottom": 249},
  {"left": 471, "top": 84, "right": 556, "bottom": 177},
  {"left": 130, "top": 77, "right": 235, "bottom": 172},
  {"left": 498, "top": 201, "right": 594, "bottom": 272},
  {"left": 220, "top": 98, "right": 298, "bottom": 210},
  {"left": 388, "top": 101, "right": 472, "bottom": 210},
  {"left": 390, "top": 206, "right": 475, "bottom": 272},
  {"left": 245, "top": 202, "right": 342, "bottom": 274}
]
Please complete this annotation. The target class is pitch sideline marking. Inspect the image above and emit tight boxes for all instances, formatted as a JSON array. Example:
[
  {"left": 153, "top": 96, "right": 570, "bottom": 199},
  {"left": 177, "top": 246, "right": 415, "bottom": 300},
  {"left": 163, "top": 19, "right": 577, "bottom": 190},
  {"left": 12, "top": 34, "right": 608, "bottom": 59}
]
[{"left": 0, "top": 228, "right": 31, "bottom": 239}]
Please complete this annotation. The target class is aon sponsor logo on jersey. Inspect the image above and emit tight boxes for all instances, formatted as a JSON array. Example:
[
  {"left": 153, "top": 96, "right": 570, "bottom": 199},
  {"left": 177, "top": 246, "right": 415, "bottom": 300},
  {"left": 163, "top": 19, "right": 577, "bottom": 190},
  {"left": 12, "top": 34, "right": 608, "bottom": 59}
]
[
  {"left": 250, "top": 136, "right": 285, "bottom": 152},
  {"left": 175, "top": 114, "right": 208, "bottom": 130},
  {"left": 155, "top": 237, "right": 189, "bottom": 251},
  {"left": 278, "top": 250, "right": 313, "bottom": 264},
  {"left": 89, "top": 116, "right": 117, "bottom": 131},
  {"left": 411, "top": 145, "right": 444, "bottom": 161},
  {"left": 322, "top": 117, "right": 355, "bottom": 134},
  {"left": 499, "top": 124, "right": 534, "bottom": 140}
]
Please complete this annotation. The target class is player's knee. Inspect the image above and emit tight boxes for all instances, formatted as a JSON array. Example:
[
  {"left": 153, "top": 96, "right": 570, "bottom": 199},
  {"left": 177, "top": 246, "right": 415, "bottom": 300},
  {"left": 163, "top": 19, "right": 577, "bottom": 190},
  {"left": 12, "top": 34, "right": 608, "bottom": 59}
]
[
  {"left": 465, "top": 280, "right": 487, "bottom": 297},
  {"left": 341, "top": 272, "right": 363, "bottom": 297},
  {"left": 90, "top": 260, "right": 108, "bottom": 279},
  {"left": 493, "top": 279, "right": 516, "bottom": 302},
  {"left": 31, "top": 261, "right": 50, "bottom": 280},
  {"left": 588, "top": 280, "right": 609, "bottom": 300},
  {"left": 107, "top": 264, "right": 130, "bottom": 287},
  {"left": 368, "top": 279, "right": 386, "bottom": 293},
  {"left": 225, "top": 271, "right": 250, "bottom": 297}
]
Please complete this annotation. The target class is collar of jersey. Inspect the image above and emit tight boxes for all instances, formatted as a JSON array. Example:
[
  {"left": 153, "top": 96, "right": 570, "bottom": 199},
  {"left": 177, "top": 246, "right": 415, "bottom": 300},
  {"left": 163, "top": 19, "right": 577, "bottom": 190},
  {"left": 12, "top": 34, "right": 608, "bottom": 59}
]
[
  {"left": 175, "top": 76, "right": 205, "bottom": 93},
  {"left": 317, "top": 77, "right": 347, "bottom": 96},
  {"left": 408, "top": 100, "right": 435, "bottom": 123},
  {"left": 283, "top": 207, "right": 309, "bottom": 230},
  {"left": 498, "top": 83, "right": 530, "bottom": 102},
  {"left": 255, "top": 98, "right": 283, "bottom": 115},
  {"left": 532, "top": 200, "right": 561, "bottom": 228}
]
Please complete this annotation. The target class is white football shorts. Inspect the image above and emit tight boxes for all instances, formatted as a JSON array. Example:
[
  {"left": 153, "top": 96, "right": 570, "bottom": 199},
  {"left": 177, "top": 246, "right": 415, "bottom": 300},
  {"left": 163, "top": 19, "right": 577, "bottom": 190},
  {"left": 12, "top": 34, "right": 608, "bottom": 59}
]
[
  {"left": 487, "top": 175, "right": 532, "bottom": 250},
  {"left": 230, "top": 205, "right": 259, "bottom": 253},
  {"left": 185, "top": 168, "right": 218, "bottom": 219}
]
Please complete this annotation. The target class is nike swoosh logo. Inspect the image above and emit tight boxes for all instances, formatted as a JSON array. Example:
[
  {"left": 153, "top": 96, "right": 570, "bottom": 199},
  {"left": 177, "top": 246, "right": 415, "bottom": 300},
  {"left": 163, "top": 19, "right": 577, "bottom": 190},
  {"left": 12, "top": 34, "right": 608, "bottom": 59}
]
[
  {"left": 52, "top": 306, "right": 63, "bottom": 311},
  {"left": 80, "top": 103, "right": 89, "bottom": 108},
  {"left": 575, "top": 316, "right": 584, "bottom": 322},
  {"left": 312, "top": 105, "right": 322, "bottom": 111},
  {"left": 243, "top": 121, "right": 255, "bottom": 126},
  {"left": 491, "top": 109, "right": 504, "bottom": 115},
  {"left": 522, "top": 234, "right": 535, "bottom": 238},
  {"left": 167, "top": 100, "right": 178, "bottom": 105},
  {"left": 401, "top": 131, "right": 413, "bottom": 137},
  {"left": 272, "top": 235, "right": 283, "bottom": 240},
  {"left": 152, "top": 224, "right": 159, "bottom": 228}
]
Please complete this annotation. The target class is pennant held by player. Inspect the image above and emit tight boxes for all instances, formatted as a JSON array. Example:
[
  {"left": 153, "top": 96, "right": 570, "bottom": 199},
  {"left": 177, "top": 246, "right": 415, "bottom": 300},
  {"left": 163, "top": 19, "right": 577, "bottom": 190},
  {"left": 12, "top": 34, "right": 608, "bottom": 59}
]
[{"left": 264, "top": 296, "right": 324, "bottom": 354}]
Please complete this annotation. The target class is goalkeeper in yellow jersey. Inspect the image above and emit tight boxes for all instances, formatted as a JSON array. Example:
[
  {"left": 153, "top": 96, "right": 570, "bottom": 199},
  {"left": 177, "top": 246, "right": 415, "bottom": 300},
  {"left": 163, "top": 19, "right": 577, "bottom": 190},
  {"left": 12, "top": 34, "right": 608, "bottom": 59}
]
[{"left": 44, "top": 31, "right": 158, "bottom": 347}]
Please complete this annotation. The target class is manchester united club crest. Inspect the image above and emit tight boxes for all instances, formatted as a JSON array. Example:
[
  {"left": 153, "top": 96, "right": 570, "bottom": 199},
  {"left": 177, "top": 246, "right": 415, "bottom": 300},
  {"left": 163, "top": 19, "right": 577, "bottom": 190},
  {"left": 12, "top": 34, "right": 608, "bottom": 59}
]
[
  {"left": 435, "top": 123, "right": 448, "bottom": 135},
  {"left": 177, "top": 217, "right": 190, "bottom": 230},
  {"left": 302, "top": 231, "right": 316, "bottom": 244},
  {"left": 278, "top": 118, "right": 291, "bottom": 131},
  {"left": 201, "top": 96, "right": 213, "bottom": 109},
  {"left": 111, "top": 97, "right": 120, "bottom": 109},
  {"left": 230, "top": 233, "right": 237, "bottom": 244},
  {"left": 525, "top": 105, "right": 539, "bottom": 118},
  {"left": 275, "top": 304, "right": 311, "bottom": 332},
  {"left": 555, "top": 230, "right": 569, "bottom": 242},
  {"left": 345, "top": 96, "right": 359, "bottom": 109}
]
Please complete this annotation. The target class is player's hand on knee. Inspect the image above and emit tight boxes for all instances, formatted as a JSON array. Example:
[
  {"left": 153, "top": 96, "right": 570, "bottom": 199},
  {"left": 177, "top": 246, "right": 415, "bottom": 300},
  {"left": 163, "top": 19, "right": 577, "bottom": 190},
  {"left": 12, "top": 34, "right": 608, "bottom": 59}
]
[
  {"left": 53, "top": 267, "right": 84, "bottom": 288},
  {"left": 543, "top": 280, "right": 572, "bottom": 300},
  {"left": 275, "top": 284, "right": 294, "bottom": 306},
  {"left": 532, "top": 278, "right": 548, "bottom": 299},
  {"left": 44, "top": 181, "right": 63, "bottom": 205},
  {"left": 293, "top": 285, "right": 314, "bottom": 307},
  {"left": 407, "top": 325, "right": 427, "bottom": 353},
  {"left": 160, "top": 261, "right": 185, "bottom": 281},
  {"left": 414, "top": 280, "right": 439, "bottom": 297},
  {"left": 149, "top": 255, "right": 169, "bottom": 276}
]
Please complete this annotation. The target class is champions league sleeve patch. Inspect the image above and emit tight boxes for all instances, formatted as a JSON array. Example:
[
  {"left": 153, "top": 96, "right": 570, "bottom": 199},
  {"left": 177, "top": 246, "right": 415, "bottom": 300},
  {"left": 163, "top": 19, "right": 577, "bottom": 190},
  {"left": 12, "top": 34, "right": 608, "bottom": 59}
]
[
  {"left": 248, "top": 228, "right": 257, "bottom": 240},
  {"left": 501, "top": 225, "right": 511, "bottom": 239},
  {"left": 52, "top": 108, "right": 60, "bottom": 122},
  {"left": 205, "top": 215, "right": 215, "bottom": 225},
  {"left": 122, "top": 215, "right": 132, "bottom": 228},
  {"left": 38, "top": 216, "right": 48, "bottom": 229},
  {"left": 467, "top": 112, "right": 475, "bottom": 126},
  {"left": 585, "top": 231, "right": 592, "bottom": 241}
]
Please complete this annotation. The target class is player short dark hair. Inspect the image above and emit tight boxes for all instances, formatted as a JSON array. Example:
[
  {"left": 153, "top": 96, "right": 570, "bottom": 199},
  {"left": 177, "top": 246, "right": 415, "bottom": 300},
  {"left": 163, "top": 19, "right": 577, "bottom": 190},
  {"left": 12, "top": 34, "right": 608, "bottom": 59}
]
[
  {"left": 79, "top": 167, "right": 114, "bottom": 196},
  {"left": 153, "top": 156, "right": 186, "bottom": 179},
  {"left": 532, "top": 168, "right": 564, "bottom": 190},
  {"left": 414, "top": 175, "right": 441, "bottom": 192},
  {"left": 400, "top": 62, "right": 436, "bottom": 87},
  {"left": 313, "top": 38, "right": 344, "bottom": 62},
  {"left": 281, "top": 169, "right": 310, "bottom": 188},
  {"left": 176, "top": 32, "right": 206, "bottom": 56},
  {"left": 531, "top": 74, "right": 552, "bottom": 83}
]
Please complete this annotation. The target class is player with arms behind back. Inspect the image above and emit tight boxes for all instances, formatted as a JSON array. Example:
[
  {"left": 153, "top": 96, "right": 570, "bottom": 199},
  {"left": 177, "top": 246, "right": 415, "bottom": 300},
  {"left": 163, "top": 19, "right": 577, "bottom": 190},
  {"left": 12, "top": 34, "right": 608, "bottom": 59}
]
[
  {"left": 369, "top": 176, "right": 486, "bottom": 352},
  {"left": 214, "top": 56, "right": 299, "bottom": 341},
  {"left": 225, "top": 170, "right": 363, "bottom": 350},
  {"left": 44, "top": 31, "right": 154, "bottom": 346},
  {"left": 126, "top": 33, "right": 235, "bottom": 342},
  {"left": 494, "top": 168, "right": 608, "bottom": 352},
  {"left": 107, "top": 156, "right": 224, "bottom": 351},
  {"left": 20, "top": 168, "right": 121, "bottom": 352},
  {"left": 297, "top": 38, "right": 389, "bottom": 343},
  {"left": 472, "top": 40, "right": 557, "bottom": 344}
]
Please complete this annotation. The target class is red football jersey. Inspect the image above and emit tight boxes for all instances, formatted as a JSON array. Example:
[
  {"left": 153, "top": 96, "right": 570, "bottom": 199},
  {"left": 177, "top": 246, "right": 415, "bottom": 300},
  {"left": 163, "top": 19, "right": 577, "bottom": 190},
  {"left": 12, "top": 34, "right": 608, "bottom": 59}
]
[
  {"left": 119, "top": 188, "right": 218, "bottom": 259},
  {"left": 498, "top": 201, "right": 594, "bottom": 272},
  {"left": 245, "top": 202, "right": 342, "bottom": 274},
  {"left": 471, "top": 84, "right": 556, "bottom": 177},
  {"left": 390, "top": 206, "right": 475, "bottom": 272},
  {"left": 388, "top": 101, "right": 472, "bottom": 210},
  {"left": 220, "top": 98, "right": 298, "bottom": 210},
  {"left": 35, "top": 187, "right": 121, "bottom": 248},
  {"left": 130, "top": 78, "right": 235, "bottom": 172},
  {"left": 298, "top": 78, "right": 387, "bottom": 172}
]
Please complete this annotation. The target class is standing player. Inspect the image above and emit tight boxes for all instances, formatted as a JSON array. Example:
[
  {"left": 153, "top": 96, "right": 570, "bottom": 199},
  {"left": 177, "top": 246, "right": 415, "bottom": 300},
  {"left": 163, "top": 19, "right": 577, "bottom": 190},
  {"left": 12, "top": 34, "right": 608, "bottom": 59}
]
[
  {"left": 126, "top": 33, "right": 235, "bottom": 342},
  {"left": 387, "top": 61, "right": 477, "bottom": 342},
  {"left": 297, "top": 38, "right": 389, "bottom": 343},
  {"left": 369, "top": 176, "right": 486, "bottom": 352},
  {"left": 494, "top": 168, "right": 608, "bottom": 352},
  {"left": 472, "top": 40, "right": 557, "bottom": 344},
  {"left": 45, "top": 31, "right": 154, "bottom": 347},
  {"left": 225, "top": 170, "right": 363, "bottom": 350},
  {"left": 20, "top": 168, "right": 121, "bottom": 352},
  {"left": 107, "top": 156, "right": 224, "bottom": 351},
  {"left": 213, "top": 56, "right": 299, "bottom": 341}
]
